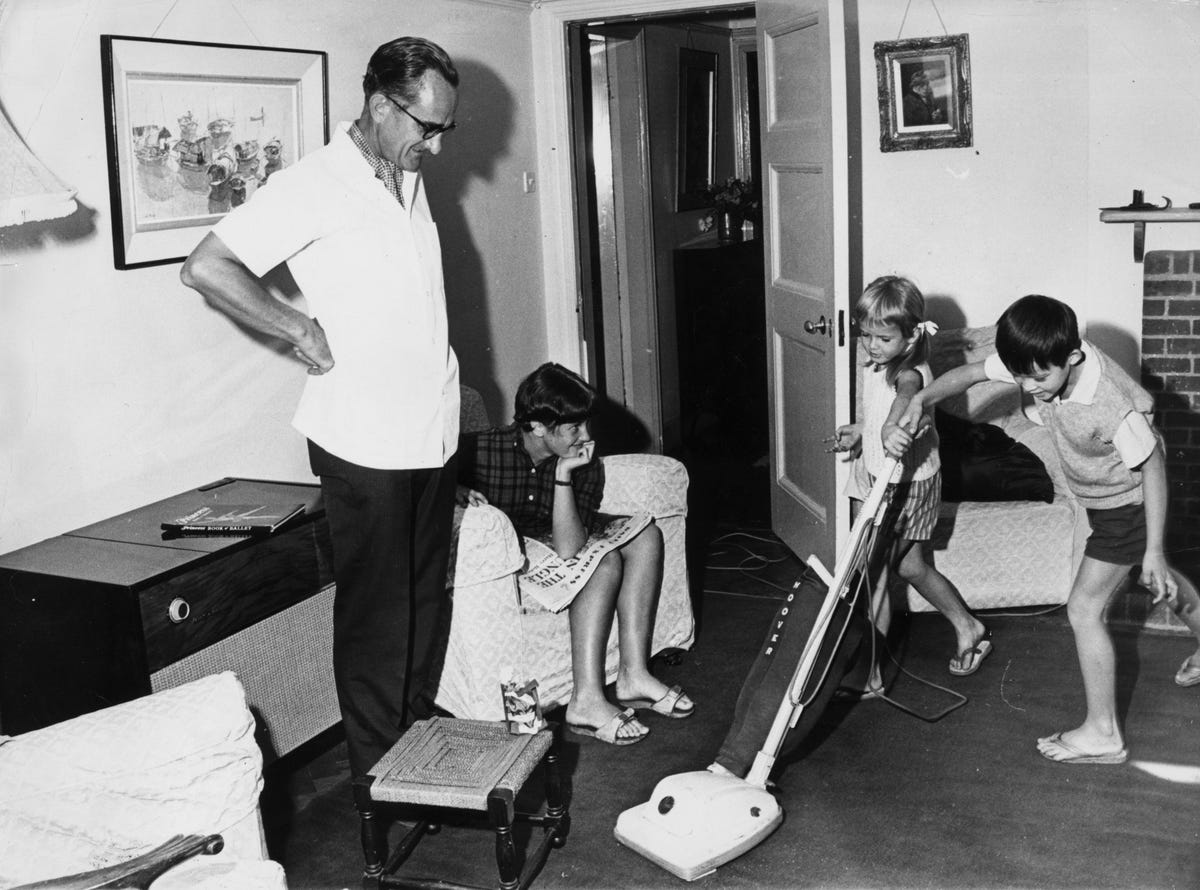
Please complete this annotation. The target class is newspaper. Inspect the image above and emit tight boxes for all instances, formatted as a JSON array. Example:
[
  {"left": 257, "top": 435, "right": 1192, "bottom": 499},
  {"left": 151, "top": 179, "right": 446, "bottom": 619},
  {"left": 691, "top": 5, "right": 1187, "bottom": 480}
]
[{"left": 518, "top": 512, "right": 654, "bottom": 613}]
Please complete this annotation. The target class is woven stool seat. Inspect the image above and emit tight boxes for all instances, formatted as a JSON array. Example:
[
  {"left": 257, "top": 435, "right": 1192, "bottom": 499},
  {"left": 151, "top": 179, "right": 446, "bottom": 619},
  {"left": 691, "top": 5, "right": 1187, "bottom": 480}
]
[
  {"left": 354, "top": 717, "right": 569, "bottom": 890},
  {"left": 369, "top": 717, "right": 552, "bottom": 810}
]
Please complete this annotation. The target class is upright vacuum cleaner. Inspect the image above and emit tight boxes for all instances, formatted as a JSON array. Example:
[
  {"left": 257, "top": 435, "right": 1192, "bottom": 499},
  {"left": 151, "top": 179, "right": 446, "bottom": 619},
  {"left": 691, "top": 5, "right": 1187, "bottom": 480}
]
[{"left": 614, "top": 458, "right": 901, "bottom": 881}]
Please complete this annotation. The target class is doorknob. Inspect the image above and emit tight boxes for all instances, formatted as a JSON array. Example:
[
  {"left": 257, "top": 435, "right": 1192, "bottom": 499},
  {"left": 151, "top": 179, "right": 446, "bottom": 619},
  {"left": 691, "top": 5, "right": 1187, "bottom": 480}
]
[{"left": 803, "top": 316, "right": 830, "bottom": 336}]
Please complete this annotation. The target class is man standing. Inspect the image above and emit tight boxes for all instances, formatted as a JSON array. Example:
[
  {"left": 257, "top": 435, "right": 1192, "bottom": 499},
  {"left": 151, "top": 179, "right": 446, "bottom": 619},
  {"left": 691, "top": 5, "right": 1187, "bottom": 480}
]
[{"left": 180, "top": 37, "right": 461, "bottom": 777}]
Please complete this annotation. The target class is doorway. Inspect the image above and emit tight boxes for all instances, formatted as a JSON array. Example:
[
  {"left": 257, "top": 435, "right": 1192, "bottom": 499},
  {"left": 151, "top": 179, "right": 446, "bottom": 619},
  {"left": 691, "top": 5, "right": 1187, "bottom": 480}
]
[{"left": 568, "top": 8, "right": 770, "bottom": 528}]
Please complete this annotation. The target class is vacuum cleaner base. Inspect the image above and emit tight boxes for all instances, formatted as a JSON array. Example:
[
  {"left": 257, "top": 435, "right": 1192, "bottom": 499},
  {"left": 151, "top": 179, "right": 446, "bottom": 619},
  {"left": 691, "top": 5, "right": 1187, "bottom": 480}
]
[{"left": 613, "top": 770, "right": 783, "bottom": 881}]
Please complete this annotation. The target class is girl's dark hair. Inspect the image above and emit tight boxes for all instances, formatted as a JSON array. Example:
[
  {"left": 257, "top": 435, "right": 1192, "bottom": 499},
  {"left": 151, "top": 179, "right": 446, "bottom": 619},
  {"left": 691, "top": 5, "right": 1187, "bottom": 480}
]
[
  {"left": 995, "top": 295, "right": 1081, "bottom": 375},
  {"left": 514, "top": 363, "right": 597, "bottom": 431},
  {"left": 855, "top": 275, "right": 930, "bottom": 386},
  {"left": 362, "top": 37, "right": 459, "bottom": 103}
]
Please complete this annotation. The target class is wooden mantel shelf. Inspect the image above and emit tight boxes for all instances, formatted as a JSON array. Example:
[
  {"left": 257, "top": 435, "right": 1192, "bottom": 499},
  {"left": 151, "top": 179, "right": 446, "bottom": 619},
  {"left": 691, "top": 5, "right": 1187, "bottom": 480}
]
[{"left": 1099, "top": 207, "right": 1200, "bottom": 262}]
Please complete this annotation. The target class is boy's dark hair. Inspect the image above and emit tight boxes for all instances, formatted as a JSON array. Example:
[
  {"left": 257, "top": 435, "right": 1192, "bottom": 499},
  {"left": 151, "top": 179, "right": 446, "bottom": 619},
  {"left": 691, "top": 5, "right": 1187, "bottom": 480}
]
[
  {"left": 514, "top": 362, "right": 597, "bottom": 431},
  {"left": 362, "top": 37, "right": 459, "bottom": 103},
  {"left": 995, "top": 294, "right": 1082, "bottom": 375}
]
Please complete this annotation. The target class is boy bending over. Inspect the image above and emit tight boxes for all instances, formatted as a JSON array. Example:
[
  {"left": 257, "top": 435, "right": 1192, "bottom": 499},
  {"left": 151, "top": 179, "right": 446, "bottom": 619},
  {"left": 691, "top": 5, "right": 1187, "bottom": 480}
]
[{"left": 899, "top": 295, "right": 1200, "bottom": 764}]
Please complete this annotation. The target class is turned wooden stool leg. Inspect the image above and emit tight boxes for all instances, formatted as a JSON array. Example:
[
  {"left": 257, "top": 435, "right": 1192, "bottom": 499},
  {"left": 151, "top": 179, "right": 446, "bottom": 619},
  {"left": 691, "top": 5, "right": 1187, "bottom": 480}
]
[
  {"left": 488, "top": 789, "right": 519, "bottom": 890},
  {"left": 353, "top": 775, "right": 386, "bottom": 889},
  {"left": 542, "top": 736, "right": 569, "bottom": 846}
]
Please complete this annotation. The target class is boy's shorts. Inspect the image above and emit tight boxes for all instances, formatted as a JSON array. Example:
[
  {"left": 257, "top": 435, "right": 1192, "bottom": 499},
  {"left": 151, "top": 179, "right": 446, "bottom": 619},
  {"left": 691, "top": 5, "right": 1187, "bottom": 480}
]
[{"left": 1084, "top": 502, "right": 1146, "bottom": 566}]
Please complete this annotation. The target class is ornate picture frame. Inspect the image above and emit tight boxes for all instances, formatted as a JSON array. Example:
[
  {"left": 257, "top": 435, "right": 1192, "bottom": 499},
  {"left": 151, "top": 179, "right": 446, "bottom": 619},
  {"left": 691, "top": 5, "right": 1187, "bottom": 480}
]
[
  {"left": 874, "top": 34, "right": 972, "bottom": 153},
  {"left": 101, "top": 35, "right": 328, "bottom": 270}
]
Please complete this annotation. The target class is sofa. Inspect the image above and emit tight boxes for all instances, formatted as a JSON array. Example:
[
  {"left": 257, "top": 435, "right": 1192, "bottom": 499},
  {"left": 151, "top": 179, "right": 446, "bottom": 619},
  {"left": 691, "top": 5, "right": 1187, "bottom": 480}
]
[
  {"left": 431, "top": 387, "right": 695, "bottom": 721},
  {"left": 905, "top": 326, "right": 1090, "bottom": 612},
  {"left": 0, "top": 671, "right": 286, "bottom": 889}
]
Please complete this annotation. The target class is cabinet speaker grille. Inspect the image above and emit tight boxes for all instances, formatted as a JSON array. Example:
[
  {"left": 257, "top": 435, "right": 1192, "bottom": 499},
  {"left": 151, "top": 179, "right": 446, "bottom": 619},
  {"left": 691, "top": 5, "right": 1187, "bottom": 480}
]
[{"left": 151, "top": 584, "right": 340, "bottom": 761}]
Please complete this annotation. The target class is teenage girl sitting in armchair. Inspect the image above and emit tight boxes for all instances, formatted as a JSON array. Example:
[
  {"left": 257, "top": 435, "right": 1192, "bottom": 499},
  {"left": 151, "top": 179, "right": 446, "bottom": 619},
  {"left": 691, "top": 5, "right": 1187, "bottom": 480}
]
[{"left": 456, "top": 362, "right": 694, "bottom": 745}]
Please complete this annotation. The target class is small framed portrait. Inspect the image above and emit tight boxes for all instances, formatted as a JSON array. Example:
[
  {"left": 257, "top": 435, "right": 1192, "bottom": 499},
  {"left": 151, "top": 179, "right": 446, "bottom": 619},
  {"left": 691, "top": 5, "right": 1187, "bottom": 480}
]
[
  {"left": 101, "top": 35, "right": 328, "bottom": 269},
  {"left": 874, "top": 34, "right": 972, "bottom": 153}
]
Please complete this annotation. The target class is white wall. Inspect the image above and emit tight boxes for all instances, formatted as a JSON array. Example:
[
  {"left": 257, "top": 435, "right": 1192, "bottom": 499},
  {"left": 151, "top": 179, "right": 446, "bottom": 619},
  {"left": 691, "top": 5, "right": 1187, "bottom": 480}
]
[
  {"left": 0, "top": 0, "right": 542, "bottom": 554},
  {"left": 856, "top": 0, "right": 1200, "bottom": 370},
  {"left": 6, "top": 0, "right": 1198, "bottom": 555}
]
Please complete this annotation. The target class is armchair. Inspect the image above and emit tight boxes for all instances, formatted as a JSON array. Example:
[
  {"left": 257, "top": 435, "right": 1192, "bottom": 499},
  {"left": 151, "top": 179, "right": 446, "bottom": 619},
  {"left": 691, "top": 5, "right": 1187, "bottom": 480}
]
[
  {"left": 432, "top": 388, "right": 695, "bottom": 721},
  {"left": 0, "top": 672, "right": 286, "bottom": 889}
]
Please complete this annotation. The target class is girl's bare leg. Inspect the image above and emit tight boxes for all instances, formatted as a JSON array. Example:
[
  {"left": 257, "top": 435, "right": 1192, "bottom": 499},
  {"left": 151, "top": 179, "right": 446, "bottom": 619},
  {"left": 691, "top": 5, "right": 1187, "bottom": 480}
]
[
  {"left": 610, "top": 523, "right": 691, "bottom": 710},
  {"left": 564, "top": 551, "right": 645, "bottom": 740},
  {"left": 896, "top": 539, "right": 985, "bottom": 664},
  {"left": 1167, "top": 571, "right": 1200, "bottom": 679}
]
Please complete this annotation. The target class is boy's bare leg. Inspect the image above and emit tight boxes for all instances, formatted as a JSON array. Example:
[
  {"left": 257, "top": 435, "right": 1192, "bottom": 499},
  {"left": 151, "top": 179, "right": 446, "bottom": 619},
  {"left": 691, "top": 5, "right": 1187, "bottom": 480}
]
[
  {"left": 611, "top": 523, "right": 692, "bottom": 709},
  {"left": 564, "top": 551, "right": 646, "bottom": 740},
  {"left": 1039, "top": 556, "right": 1131, "bottom": 756},
  {"left": 897, "top": 540, "right": 986, "bottom": 664}
]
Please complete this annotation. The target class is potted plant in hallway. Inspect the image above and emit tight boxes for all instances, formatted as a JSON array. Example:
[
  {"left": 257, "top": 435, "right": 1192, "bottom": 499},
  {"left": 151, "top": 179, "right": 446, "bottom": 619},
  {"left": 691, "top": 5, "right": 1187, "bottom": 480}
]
[{"left": 705, "top": 177, "right": 759, "bottom": 245}]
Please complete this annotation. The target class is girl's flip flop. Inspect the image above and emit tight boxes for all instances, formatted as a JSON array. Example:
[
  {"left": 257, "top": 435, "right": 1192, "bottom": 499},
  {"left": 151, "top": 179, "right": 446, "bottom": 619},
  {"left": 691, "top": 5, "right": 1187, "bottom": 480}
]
[
  {"left": 617, "top": 684, "right": 695, "bottom": 718},
  {"left": 949, "top": 631, "right": 992, "bottom": 677},
  {"left": 566, "top": 707, "right": 648, "bottom": 745}
]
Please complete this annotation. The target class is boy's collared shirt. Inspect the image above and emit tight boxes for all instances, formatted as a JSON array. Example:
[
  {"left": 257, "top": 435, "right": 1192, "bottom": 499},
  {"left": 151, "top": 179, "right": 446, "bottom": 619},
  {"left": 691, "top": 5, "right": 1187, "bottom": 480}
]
[{"left": 983, "top": 342, "right": 1158, "bottom": 508}]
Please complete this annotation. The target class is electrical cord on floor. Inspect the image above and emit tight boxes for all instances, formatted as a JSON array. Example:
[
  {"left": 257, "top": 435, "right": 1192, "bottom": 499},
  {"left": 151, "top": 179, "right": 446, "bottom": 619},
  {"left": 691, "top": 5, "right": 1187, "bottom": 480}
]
[
  {"left": 987, "top": 603, "right": 1066, "bottom": 618},
  {"left": 834, "top": 522, "right": 968, "bottom": 723},
  {"left": 704, "top": 530, "right": 800, "bottom": 595},
  {"left": 703, "top": 524, "right": 969, "bottom": 722}
]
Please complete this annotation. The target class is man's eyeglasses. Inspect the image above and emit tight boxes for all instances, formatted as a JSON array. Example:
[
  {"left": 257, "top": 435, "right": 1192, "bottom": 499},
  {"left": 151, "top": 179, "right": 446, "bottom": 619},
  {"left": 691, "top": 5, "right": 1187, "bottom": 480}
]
[{"left": 386, "top": 96, "right": 456, "bottom": 140}]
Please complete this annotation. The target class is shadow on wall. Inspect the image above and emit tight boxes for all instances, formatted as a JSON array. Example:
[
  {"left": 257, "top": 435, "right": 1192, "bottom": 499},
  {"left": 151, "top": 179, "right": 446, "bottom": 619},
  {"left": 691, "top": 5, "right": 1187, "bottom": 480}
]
[
  {"left": 593, "top": 396, "right": 653, "bottom": 456},
  {"left": 924, "top": 294, "right": 967, "bottom": 331},
  {"left": 427, "top": 58, "right": 515, "bottom": 415},
  {"left": 0, "top": 201, "right": 97, "bottom": 253}
]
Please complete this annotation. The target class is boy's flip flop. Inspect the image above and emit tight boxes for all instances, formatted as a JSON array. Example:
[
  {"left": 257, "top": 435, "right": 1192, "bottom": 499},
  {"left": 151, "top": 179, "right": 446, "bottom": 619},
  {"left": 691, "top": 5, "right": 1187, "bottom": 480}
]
[
  {"left": 566, "top": 707, "right": 647, "bottom": 745},
  {"left": 617, "top": 684, "right": 695, "bottom": 719},
  {"left": 949, "top": 630, "right": 992, "bottom": 677},
  {"left": 1037, "top": 731, "right": 1128, "bottom": 765}
]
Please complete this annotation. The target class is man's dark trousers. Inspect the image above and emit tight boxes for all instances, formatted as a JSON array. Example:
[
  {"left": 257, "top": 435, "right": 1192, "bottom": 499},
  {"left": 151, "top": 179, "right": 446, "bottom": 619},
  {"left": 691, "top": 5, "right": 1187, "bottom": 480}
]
[{"left": 309, "top": 441, "right": 457, "bottom": 777}]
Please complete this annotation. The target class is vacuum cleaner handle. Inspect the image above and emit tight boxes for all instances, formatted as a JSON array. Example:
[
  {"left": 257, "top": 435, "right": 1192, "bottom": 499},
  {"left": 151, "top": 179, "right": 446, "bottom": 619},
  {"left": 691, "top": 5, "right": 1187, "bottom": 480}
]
[{"left": 745, "top": 457, "right": 901, "bottom": 787}]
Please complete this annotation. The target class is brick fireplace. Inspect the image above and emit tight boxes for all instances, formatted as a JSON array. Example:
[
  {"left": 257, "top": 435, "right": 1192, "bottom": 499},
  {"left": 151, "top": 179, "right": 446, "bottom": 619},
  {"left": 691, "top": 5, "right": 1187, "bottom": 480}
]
[{"left": 1141, "top": 249, "right": 1200, "bottom": 576}]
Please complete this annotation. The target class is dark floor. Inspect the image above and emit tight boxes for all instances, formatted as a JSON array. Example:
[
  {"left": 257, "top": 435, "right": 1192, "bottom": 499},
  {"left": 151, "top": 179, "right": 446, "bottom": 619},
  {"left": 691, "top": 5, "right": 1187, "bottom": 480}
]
[{"left": 264, "top": 457, "right": 1200, "bottom": 890}]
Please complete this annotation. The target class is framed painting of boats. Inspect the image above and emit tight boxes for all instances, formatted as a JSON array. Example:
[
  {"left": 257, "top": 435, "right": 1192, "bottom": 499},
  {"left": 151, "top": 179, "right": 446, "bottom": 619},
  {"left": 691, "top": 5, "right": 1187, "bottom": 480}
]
[{"left": 101, "top": 35, "right": 327, "bottom": 269}]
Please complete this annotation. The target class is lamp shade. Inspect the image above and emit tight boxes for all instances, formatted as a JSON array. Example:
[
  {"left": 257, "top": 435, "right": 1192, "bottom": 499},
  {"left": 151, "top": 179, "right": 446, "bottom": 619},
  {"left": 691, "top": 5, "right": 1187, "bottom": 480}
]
[{"left": 0, "top": 106, "right": 77, "bottom": 228}]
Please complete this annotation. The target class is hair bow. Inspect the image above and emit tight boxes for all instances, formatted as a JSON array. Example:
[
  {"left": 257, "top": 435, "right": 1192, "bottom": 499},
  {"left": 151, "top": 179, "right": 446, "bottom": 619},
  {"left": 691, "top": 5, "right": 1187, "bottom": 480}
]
[{"left": 916, "top": 320, "right": 939, "bottom": 337}]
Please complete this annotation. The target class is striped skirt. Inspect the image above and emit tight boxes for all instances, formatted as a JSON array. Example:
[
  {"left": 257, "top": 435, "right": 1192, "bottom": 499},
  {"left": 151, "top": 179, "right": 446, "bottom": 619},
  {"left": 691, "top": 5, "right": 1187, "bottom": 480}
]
[{"left": 846, "top": 460, "right": 942, "bottom": 542}]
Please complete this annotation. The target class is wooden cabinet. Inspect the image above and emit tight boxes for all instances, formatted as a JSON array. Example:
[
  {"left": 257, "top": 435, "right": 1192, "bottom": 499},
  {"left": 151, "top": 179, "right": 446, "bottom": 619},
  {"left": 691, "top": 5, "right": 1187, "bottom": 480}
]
[{"left": 0, "top": 478, "right": 339, "bottom": 759}]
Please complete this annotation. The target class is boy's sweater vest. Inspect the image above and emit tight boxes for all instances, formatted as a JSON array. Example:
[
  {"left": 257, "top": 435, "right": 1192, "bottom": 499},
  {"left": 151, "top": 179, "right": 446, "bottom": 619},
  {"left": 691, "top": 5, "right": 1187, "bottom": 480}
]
[{"left": 1039, "top": 345, "right": 1155, "bottom": 510}]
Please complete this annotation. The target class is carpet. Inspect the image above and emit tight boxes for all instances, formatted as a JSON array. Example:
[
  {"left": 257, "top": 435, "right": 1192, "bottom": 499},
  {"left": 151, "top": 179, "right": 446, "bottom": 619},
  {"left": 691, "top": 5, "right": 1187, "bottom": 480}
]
[{"left": 270, "top": 588, "right": 1200, "bottom": 890}]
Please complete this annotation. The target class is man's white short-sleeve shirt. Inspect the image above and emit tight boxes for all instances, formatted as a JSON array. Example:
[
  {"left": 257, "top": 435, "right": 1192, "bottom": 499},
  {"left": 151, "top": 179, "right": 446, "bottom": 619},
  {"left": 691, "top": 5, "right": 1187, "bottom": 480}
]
[{"left": 214, "top": 123, "right": 459, "bottom": 470}]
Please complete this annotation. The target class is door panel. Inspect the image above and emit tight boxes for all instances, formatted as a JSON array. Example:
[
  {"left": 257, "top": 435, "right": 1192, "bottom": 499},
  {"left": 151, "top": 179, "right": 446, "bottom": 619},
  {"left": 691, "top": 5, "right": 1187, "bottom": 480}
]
[{"left": 760, "top": 0, "right": 853, "bottom": 568}]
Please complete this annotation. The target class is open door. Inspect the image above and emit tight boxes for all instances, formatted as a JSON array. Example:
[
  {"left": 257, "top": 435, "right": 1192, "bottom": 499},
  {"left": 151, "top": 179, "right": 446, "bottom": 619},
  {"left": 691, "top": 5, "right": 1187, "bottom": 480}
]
[{"left": 759, "top": 0, "right": 855, "bottom": 568}]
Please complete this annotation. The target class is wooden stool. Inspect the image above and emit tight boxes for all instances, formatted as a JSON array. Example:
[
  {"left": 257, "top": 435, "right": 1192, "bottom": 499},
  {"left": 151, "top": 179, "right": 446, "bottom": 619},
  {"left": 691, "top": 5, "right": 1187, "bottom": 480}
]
[{"left": 353, "top": 717, "right": 569, "bottom": 890}]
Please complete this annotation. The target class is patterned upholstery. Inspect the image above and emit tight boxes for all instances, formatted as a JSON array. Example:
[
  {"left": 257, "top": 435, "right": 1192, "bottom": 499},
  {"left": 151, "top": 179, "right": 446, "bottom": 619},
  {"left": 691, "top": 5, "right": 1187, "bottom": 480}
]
[
  {"left": 0, "top": 672, "right": 287, "bottom": 888},
  {"left": 434, "top": 387, "right": 695, "bottom": 720},
  {"left": 907, "top": 326, "right": 1089, "bottom": 611}
]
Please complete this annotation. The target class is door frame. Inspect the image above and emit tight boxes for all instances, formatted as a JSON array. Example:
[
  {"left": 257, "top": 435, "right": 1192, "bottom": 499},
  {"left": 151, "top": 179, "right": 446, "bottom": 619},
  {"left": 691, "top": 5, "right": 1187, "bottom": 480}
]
[{"left": 530, "top": 0, "right": 755, "bottom": 374}]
